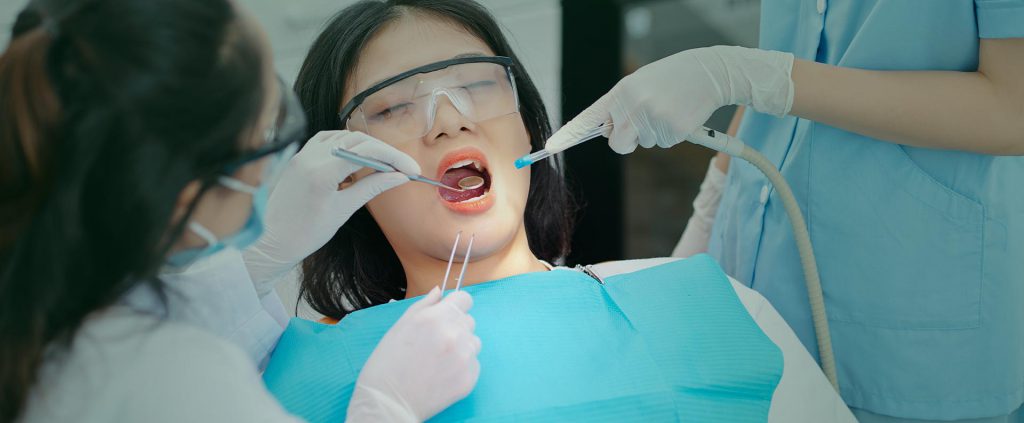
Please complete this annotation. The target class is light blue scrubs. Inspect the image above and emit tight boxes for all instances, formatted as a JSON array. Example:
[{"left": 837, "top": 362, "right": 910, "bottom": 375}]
[{"left": 707, "top": 0, "right": 1024, "bottom": 421}]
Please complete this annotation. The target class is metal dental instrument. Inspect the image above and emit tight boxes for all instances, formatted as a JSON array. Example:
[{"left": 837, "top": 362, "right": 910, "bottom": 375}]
[
  {"left": 331, "top": 146, "right": 465, "bottom": 192},
  {"left": 514, "top": 122, "right": 614, "bottom": 169},
  {"left": 440, "top": 231, "right": 474, "bottom": 292},
  {"left": 458, "top": 176, "right": 485, "bottom": 190},
  {"left": 441, "top": 231, "right": 462, "bottom": 292},
  {"left": 454, "top": 234, "right": 475, "bottom": 291}
]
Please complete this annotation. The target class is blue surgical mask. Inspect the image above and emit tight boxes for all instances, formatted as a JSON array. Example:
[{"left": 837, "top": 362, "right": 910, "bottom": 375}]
[
  {"left": 166, "top": 176, "right": 269, "bottom": 268},
  {"left": 166, "top": 93, "right": 299, "bottom": 270}
]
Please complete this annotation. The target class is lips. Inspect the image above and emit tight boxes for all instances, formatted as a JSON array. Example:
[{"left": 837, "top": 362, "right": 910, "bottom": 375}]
[{"left": 436, "top": 147, "right": 494, "bottom": 214}]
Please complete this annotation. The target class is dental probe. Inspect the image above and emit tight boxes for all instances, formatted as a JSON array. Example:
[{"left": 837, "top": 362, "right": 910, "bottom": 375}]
[{"left": 331, "top": 146, "right": 465, "bottom": 192}]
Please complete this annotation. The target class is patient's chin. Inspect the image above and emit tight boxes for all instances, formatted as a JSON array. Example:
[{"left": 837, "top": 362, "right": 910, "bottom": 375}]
[
  {"left": 426, "top": 209, "right": 521, "bottom": 262},
  {"left": 372, "top": 161, "right": 530, "bottom": 267}
]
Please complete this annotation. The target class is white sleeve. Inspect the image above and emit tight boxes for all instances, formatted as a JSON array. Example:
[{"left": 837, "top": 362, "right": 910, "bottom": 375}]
[
  {"left": 150, "top": 249, "right": 287, "bottom": 370},
  {"left": 728, "top": 278, "right": 856, "bottom": 423},
  {"left": 671, "top": 157, "right": 726, "bottom": 258},
  {"left": 346, "top": 384, "right": 419, "bottom": 423},
  {"left": 117, "top": 327, "right": 304, "bottom": 423}
]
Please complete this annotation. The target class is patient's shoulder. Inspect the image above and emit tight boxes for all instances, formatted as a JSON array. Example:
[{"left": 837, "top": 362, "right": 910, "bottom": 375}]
[
  {"left": 588, "top": 257, "right": 765, "bottom": 312},
  {"left": 586, "top": 257, "right": 681, "bottom": 277},
  {"left": 318, "top": 316, "right": 340, "bottom": 325}
]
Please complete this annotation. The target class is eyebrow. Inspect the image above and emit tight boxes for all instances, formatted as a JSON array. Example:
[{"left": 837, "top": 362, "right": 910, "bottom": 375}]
[{"left": 364, "top": 52, "right": 489, "bottom": 87}]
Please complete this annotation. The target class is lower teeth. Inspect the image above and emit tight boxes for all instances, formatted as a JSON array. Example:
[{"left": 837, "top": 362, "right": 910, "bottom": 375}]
[{"left": 457, "top": 192, "right": 487, "bottom": 203}]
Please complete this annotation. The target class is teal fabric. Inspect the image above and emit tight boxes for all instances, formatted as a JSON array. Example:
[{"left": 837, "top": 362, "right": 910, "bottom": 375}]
[
  {"left": 262, "top": 255, "right": 783, "bottom": 422},
  {"left": 708, "top": 0, "right": 1024, "bottom": 419}
]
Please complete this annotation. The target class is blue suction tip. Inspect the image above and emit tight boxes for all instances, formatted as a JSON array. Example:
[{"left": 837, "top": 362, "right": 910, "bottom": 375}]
[{"left": 513, "top": 156, "right": 531, "bottom": 169}]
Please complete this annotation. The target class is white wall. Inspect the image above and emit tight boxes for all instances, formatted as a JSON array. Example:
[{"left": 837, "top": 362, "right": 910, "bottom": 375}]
[
  {"left": 238, "top": 0, "right": 561, "bottom": 124},
  {"left": 0, "top": 0, "right": 29, "bottom": 49},
  {"left": 1, "top": 0, "right": 562, "bottom": 123},
  {"left": 478, "top": 0, "right": 562, "bottom": 124}
]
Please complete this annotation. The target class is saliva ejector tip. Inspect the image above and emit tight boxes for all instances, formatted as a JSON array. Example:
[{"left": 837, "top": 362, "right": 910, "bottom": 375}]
[
  {"left": 514, "top": 156, "right": 532, "bottom": 169},
  {"left": 515, "top": 122, "right": 613, "bottom": 170},
  {"left": 514, "top": 150, "right": 552, "bottom": 169}
]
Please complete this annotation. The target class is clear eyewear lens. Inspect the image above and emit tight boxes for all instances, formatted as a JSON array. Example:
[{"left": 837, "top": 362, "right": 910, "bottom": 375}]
[
  {"left": 264, "top": 142, "right": 297, "bottom": 185},
  {"left": 254, "top": 79, "right": 303, "bottom": 183},
  {"left": 269, "top": 79, "right": 308, "bottom": 147},
  {"left": 347, "top": 62, "right": 518, "bottom": 143}
]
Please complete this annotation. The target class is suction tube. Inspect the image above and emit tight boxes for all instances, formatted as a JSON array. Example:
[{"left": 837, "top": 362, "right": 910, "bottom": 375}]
[{"left": 688, "top": 127, "right": 838, "bottom": 390}]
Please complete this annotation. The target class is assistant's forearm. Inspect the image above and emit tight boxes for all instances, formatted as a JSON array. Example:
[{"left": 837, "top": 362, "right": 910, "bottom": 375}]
[{"left": 789, "top": 40, "right": 1024, "bottom": 155}]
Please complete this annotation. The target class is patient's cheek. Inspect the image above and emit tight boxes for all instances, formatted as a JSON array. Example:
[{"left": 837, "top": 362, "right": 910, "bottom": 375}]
[{"left": 365, "top": 182, "right": 416, "bottom": 220}]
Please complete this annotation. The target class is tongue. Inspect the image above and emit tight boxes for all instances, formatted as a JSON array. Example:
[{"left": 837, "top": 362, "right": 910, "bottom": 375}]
[{"left": 440, "top": 167, "right": 488, "bottom": 202}]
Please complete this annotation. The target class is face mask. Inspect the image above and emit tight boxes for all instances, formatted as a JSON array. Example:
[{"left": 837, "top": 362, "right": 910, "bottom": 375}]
[
  {"left": 166, "top": 176, "right": 268, "bottom": 268},
  {"left": 167, "top": 87, "right": 300, "bottom": 270}
]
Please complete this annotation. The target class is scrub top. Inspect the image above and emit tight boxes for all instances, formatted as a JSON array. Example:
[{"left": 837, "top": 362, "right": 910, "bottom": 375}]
[{"left": 708, "top": 0, "right": 1024, "bottom": 421}]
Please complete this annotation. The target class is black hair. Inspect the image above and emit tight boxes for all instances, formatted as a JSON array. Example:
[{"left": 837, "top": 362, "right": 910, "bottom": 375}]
[
  {"left": 0, "top": 0, "right": 267, "bottom": 419},
  {"left": 296, "top": 0, "right": 576, "bottom": 319}
]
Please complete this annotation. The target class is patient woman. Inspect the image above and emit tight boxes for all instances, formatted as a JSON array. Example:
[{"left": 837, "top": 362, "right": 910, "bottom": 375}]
[{"left": 263, "top": 1, "right": 854, "bottom": 421}]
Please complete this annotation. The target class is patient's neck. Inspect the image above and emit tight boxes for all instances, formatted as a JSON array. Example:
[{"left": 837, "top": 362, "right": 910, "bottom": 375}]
[{"left": 398, "top": 227, "right": 549, "bottom": 298}]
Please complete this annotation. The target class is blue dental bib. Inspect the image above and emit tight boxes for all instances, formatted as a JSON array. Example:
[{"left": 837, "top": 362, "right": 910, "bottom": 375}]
[{"left": 263, "top": 255, "right": 783, "bottom": 422}]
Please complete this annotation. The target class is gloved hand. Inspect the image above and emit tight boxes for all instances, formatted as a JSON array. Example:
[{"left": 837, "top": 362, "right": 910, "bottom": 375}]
[
  {"left": 243, "top": 130, "right": 420, "bottom": 294},
  {"left": 347, "top": 287, "right": 482, "bottom": 422},
  {"left": 551, "top": 46, "right": 794, "bottom": 154},
  {"left": 672, "top": 156, "right": 727, "bottom": 258}
]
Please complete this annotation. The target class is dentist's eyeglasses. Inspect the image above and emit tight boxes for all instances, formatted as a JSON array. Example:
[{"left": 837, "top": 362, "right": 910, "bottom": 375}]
[{"left": 218, "top": 76, "right": 307, "bottom": 183}]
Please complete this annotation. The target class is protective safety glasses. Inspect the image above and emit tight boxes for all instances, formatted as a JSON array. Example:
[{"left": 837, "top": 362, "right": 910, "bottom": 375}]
[
  {"left": 338, "top": 56, "right": 519, "bottom": 144},
  {"left": 220, "top": 76, "right": 306, "bottom": 181}
]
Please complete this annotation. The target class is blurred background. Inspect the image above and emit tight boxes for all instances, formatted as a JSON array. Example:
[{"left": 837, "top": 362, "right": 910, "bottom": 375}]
[
  {"left": 565, "top": 0, "right": 760, "bottom": 264},
  {"left": 0, "top": 0, "right": 760, "bottom": 263}
]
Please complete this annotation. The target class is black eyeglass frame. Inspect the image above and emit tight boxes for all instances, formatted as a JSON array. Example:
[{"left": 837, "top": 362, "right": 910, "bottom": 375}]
[
  {"left": 217, "top": 76, "right": 308, "bottom": 176},
  {"left": 337, "top": 56, "right": 517, "bottom": 127}
]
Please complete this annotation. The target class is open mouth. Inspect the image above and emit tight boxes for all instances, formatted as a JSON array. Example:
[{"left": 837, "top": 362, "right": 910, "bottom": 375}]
[{"left": 439, "top": 157, "right": 492, "bottom": 203}]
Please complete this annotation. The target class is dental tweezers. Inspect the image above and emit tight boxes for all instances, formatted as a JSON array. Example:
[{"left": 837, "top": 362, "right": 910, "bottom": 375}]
[{"left": 441, "top": 231, "right": 475, "bottom": 292}]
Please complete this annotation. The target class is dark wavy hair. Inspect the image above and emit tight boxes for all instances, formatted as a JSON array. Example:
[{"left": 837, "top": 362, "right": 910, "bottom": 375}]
[
  {"left": 0, "top": 0, "right": 266, "bottom": 419},
  {"left": 296, "top": 0, "right": 576, "bottom": 319}
]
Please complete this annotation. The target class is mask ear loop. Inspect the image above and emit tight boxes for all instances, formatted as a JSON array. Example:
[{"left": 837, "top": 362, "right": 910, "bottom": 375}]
[
  {"left": 182, "top": 176, "right": 258, "bottom": 250},
  {"left": 187, "top": 221, "right": 220, "bottom": 248},
  {"left": 217, "top": 176, "right": 259, "bottom": 195}
]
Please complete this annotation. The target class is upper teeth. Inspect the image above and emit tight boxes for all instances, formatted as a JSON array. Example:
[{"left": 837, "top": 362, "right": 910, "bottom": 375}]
[{"left": 447, "top": 159, "right": 483, "bottom": 172}]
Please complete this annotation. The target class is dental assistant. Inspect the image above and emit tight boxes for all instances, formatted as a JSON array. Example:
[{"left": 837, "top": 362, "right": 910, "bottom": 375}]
[
  {"left": 0, "top": 1, "right": 479, "bottom": 422},
  {"left": 555, "top": 1, "right": 1024, "bottom": 422}
]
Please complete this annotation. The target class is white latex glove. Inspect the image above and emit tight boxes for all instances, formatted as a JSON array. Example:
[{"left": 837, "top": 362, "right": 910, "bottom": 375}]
[
  {"left": 347, "top": 287, "right": 482, "bottom": 422},
  {"left": 551, "top": 46, "right": 794, "bottom": 154},
  {"left": 243, "top": 130, "right": 420, "bottom": 294},
  {"left": 672, "top": 156, "right": 727, "bottom": 258}
]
